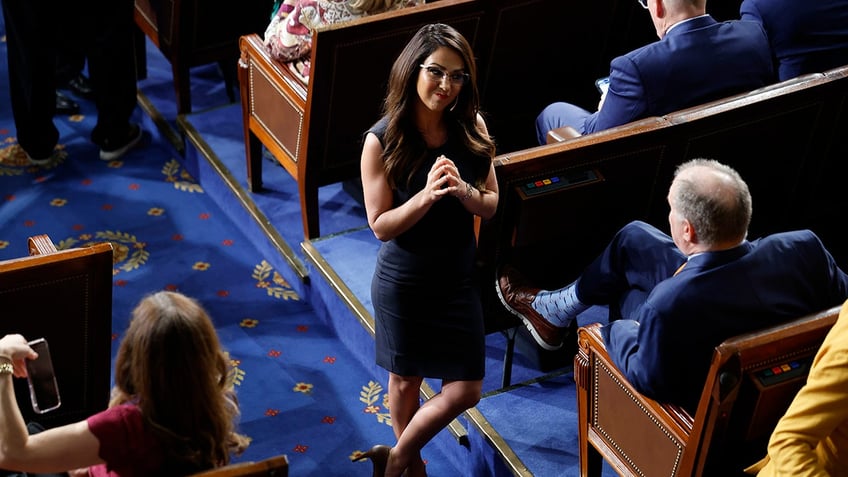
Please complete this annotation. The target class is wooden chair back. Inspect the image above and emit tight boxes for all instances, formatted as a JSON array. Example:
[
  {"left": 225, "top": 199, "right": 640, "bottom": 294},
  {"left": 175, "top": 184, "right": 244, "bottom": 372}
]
[
  {"left": 0, "top": 235, "right": 114, "bottom": 428},
  {"left": 574, "top": 305, "right": 840, "bottom": 477},
  {"left": 190, "top": 454, "right": 289, "bottom": 477}
]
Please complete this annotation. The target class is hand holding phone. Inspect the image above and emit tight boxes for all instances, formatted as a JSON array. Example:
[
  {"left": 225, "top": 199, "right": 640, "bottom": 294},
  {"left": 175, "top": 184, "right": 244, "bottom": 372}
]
[
  {"left": 595, "top": 76, "right": 610, "bottom": 95},
  {"left": 595, "top": 76, "right": 611, "bottom": 110},
  {"left": 26, "top": 338, "right": 61, "bottom": 414}
]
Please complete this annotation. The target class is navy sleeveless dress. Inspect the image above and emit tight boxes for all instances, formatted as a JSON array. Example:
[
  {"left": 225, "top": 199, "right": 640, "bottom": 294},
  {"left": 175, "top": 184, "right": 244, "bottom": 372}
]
[{"left": 369, "top": 117, "right": 486, "bottom": 380}]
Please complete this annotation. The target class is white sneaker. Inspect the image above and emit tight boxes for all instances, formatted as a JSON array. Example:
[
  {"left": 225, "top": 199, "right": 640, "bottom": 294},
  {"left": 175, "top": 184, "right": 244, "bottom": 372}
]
[
  {"left": 99, "top": 125, "right": 142, "bottom": 161},
  {"left": 25, "top": 151, "right": 54, "bottom": 166}
]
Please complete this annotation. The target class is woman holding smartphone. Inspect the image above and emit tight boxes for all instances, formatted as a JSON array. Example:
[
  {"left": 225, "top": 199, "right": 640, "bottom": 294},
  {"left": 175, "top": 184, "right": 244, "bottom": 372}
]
[{"left": 0, "top": 291, "right": 250, "bottom": 476}]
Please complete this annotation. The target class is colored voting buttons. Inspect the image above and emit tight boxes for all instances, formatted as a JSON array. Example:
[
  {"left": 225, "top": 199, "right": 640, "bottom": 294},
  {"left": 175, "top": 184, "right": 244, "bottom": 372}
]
[
  {"left": 755, "top": 357, "right": 811, "bottom": 387},
  {"left": 518, "top": 169, "right": 600, "bottom": 197}
]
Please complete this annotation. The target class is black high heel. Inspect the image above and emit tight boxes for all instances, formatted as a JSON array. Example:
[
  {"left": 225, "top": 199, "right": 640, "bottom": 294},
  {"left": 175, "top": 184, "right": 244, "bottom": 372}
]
[{"left": 354, "top": 444, "right": 392, "bottom": 477}]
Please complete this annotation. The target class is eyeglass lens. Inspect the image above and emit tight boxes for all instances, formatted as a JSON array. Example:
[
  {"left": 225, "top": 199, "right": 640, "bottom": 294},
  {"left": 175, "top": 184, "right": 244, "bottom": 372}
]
[{"left": 420, "top": 65, "right": 468, "bottom": 85}]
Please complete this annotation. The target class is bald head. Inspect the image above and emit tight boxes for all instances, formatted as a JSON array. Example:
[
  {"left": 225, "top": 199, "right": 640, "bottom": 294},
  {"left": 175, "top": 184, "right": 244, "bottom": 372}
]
[{"left": 668, "top": 159, "right": 752, "bottom": 251}]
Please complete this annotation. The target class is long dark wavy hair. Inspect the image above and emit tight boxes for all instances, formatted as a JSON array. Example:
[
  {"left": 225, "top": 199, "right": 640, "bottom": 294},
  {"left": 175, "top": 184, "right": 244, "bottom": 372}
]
[
  {"left": 110, "top": 291, "right": 249, "bottom": 473},
  {"left": 380, "top": 23, "right": 496, "bottom": 190}
]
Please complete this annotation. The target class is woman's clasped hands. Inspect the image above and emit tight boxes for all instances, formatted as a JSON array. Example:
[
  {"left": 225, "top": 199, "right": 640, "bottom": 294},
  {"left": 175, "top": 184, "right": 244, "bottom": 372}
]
[{"left": 426, "top": 155, "right": 467, "bottom": 201}]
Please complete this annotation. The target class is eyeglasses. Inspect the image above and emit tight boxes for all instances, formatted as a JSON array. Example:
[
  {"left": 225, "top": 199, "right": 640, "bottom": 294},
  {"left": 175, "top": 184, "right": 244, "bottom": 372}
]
[
  {"left": 419, "top": 64, "right": 470, "bottom": 86},
  {"left": 636, "top": 0, "right": 648, "bottom": 9}
]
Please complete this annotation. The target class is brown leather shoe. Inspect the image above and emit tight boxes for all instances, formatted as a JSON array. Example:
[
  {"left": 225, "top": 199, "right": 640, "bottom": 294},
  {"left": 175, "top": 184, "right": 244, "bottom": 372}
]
[{"left": 495, "top": 265, "right": 565, "bottom": 351}]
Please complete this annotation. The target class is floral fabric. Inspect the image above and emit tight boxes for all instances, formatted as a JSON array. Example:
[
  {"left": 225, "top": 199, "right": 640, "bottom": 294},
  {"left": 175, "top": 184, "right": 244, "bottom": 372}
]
[{"left": 263, "top": 0, "right": 422, "bottom": 80}]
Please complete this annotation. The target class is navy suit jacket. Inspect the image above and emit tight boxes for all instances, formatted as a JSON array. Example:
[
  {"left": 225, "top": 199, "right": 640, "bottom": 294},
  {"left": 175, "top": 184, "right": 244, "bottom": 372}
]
[
  {"left": 601, "top": 228, "right": 848, "bottom": 414},
  {"left": 741, "top": 0, "right": 848, "bottom": 81},
  {"left": 584, "top": 15, "right": 774, "bottom": 134}
]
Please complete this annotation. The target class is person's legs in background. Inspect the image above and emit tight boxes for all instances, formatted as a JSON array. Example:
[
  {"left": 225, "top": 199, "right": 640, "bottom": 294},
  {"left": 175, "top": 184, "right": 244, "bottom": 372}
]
[
  {"left": 85, "top": 0, "right": 142, "bottom": 161},
  {"left": 55, "top": 16, "right": 94, "bottom": 115},
  {"left": 1, "top": 0, "right": 60, "bottom": 163},
  {"left": 534, "top": 102, "right": 591, "bottom": 145}
]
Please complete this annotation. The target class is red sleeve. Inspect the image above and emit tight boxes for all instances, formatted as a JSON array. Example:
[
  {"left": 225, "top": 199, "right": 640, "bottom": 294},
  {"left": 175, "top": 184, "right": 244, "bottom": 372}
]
[{"left": 86, "top": 404, "right": 164, "bottom": 476}]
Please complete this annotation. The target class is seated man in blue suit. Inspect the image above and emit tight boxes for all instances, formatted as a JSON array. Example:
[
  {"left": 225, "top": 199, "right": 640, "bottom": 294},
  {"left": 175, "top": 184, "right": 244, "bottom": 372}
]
[
  {"left": 495, "top": 159, "right": 848, "bottom": 414},
  {"left": 535, "top": 0, "right": 774, "bottom": 145},
  {"left": 740, "top": 0, "right": 848, "bottom": 82}
]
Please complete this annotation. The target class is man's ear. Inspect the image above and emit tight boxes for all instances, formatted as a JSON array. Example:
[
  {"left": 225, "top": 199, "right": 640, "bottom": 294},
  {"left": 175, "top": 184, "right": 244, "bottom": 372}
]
[
  {"left": 682, "top": 218, "right": 696, "bottom": 244},
  {"left": 653, "top": 0, "right": 665, "bottom": 18}
]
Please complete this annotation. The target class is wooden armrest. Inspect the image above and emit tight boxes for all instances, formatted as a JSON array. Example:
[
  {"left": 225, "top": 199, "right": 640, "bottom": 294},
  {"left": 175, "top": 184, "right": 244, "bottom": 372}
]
[
  {"left": 546, "top": 125, "right": 582, "bottom": 144},
  {"left": 28, "top": 234, "right": 58, "bottom": 255},
  {"left": 577, "top": 323, "right": 694, "bottom": 430},
  {"left": 190, "top": 454, "right": 289, "bottom": 476}
]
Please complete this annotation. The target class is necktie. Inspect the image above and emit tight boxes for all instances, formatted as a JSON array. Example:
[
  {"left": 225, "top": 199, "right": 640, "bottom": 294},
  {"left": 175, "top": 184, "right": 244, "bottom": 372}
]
[{"left": 673, "top": 261, "right": 687, "bottom": 276}]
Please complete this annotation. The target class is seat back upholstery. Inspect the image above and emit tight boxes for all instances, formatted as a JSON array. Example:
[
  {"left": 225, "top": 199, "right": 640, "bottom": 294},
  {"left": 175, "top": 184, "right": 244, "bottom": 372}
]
[
  {"left": 574, "top": 305, "right": 840, "bottom": 477},
  {"left": 189, "top": 454, "right": 289, "bottom": 477},
  {"left": 0, "top": 235, "right": 113, "bottom": 428}
]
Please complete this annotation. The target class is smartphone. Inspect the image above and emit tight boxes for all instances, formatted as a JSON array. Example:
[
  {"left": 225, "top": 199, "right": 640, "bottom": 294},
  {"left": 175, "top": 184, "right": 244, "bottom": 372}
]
[
  {"left": 595, "top": 76, "right": 611, "bottom": 95},
  {"left": 25, "top": 338, "right": 61, "bottom": 414}
]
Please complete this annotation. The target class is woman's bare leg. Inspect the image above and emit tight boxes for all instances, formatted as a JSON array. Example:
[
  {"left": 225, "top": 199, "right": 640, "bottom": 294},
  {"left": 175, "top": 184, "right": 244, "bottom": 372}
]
[
  {"left": 386, "top": 379, "right": 482, "bottom": 477},
  {"left": 387, "top": 373, "right": 425, "bottom": 475}
]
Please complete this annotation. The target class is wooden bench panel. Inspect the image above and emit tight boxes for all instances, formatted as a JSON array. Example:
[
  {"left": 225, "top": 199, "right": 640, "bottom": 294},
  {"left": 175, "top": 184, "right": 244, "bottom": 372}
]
[
  {"left": 665, "top": 72, "right": 847, "bottom": 251},
  {"left": 591, "top": 357, "right": 687, "bottom": 477},
  {"left": 663, "top": 74, "right": 831, "bottom": 235},
  {"left": 476, "top": 0, "right": 657, "bottom": 153},
  {"left": 796, "top": 64, "right": 848, "bottom": 266},
  {"left": 243, "top": 52, "right": 307, "bottom": 180},
  {"left": 0, "top": 235, "right": 113, "bottom": 428},
  {"left": 190, "top": 453, "right": 288, "bottom": 477}
]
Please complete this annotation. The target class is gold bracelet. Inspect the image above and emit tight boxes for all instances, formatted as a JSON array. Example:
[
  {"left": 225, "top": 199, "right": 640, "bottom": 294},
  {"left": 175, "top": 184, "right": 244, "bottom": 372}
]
[
  {"left": 0, "top": 362, "right": 13, "bottom": 376},
  {"left": 460, "top": 182, "right": 474, "bottom": 201}
]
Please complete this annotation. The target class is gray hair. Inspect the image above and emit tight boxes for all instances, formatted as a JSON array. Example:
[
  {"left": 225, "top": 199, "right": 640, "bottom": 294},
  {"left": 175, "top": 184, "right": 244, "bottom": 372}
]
[{"left": 671, "top": 158, "right": 752, "bottom": 245}]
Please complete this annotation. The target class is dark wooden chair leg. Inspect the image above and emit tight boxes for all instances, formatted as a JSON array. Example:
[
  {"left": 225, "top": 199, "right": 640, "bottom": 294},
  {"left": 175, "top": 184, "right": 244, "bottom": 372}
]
[
  {"left": 246, "top": 134, "right": 263, "bottom": 192},
  {"left": 172, "top": 63, "right": 192, "bottom": 115},
  {"left": 239, "top": 54, "right": 263, "bottom": 192},
  {"left": 501, "top": 327, "right": 517, "bottom": 388},
  {"left": 300, "top": 178, "right": 320, "bottom": 240}
]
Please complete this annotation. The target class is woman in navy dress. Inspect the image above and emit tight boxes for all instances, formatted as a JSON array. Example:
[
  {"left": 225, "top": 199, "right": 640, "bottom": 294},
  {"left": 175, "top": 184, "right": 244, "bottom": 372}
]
[{"left": 357, "top": 23, "right": 498, "bottom": 477}]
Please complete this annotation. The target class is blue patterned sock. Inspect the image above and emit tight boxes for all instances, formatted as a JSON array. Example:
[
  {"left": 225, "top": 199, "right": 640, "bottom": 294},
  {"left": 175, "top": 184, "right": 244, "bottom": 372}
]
[{"left": 530, "top": 282, "right": 588, "bottom": 328}]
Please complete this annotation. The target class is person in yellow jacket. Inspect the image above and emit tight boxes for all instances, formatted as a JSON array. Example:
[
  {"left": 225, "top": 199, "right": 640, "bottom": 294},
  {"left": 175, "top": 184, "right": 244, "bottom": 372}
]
[{"left": 746, "top": 298, "right": 848, "bottom": 476}]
